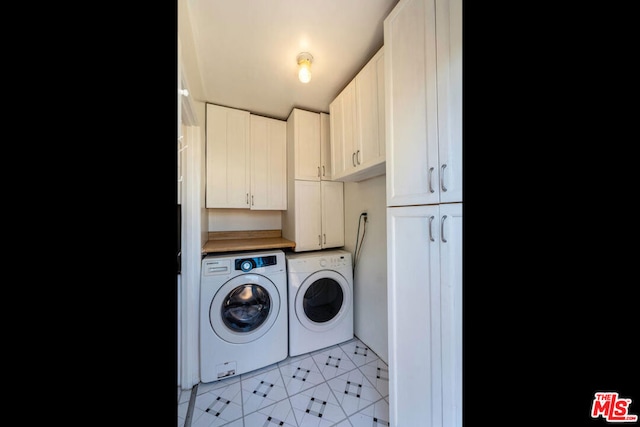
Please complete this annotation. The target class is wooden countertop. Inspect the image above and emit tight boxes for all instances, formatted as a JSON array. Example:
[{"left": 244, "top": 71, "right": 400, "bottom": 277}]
[{"left": 202, "top": 230, "right": 296, "bottom": 254}]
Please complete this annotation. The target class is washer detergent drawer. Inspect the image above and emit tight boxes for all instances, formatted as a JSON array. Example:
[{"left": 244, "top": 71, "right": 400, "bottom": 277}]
[{"left": 203, "top": 259, "right": 231, "bottom": 276}]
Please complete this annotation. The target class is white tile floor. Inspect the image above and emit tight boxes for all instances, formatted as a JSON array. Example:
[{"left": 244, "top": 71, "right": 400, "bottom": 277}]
[{"left": 177, "top": 336, "right": 390, "bottom": 427}]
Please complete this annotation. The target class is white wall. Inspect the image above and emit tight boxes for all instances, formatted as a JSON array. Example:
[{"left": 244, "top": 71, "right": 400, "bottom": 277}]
[
  {"left": 343, "top": 174, "right": 388, "bottom": 363},
  {"left": 208, "top": 209, "right": 282, "bottom": 231}
]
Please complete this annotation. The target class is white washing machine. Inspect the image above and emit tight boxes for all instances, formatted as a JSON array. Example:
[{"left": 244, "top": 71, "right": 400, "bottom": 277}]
[
  {"left": 286, "top": 249, "right": 354, "bottom": 356},
  {"left": 200, "top": 250, "right": 288, "bottom": 383}
]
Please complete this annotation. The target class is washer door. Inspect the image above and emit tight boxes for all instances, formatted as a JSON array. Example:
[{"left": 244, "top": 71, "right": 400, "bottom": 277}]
[
  {"left": 295, "top": 270, "right": 351, "bottom": 332},
  {"left": 210, "top": 274, "right": 280, "bottom": 344}
]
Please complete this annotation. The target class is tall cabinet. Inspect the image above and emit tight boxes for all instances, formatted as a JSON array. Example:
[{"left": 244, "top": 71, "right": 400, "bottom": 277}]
[
  {"left": 384, "top": 0, "right": 462, "bottom": 425},
  {"left": 282, "top": 108, "right": 344, "bottom": 252}
]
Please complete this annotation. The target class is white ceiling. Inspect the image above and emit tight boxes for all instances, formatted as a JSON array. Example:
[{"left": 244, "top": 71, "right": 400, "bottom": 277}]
[{"left": 185, "top": 0, "right": 399, "bottom": 121}]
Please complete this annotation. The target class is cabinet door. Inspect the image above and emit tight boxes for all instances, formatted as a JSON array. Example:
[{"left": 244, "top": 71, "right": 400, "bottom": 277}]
[
  {"left": 292, "top": 109, "right": 321, "bottom": 181},
  {"left": 321, "top": 180, "right": 344, "bottom": 248},
  {"left": 320, "top": 112, "right": 332, "bottom": 180},
  {"left": 356, "top": 47, "right": 385, "bottom": 172},
  {"left": 384, "top": 0, "right": 439, "bottom": 207},
  {"left": 387, "top": 202, "right": 462, "bottom": 427},
  {"left": 206, "top": 104, "right": 250, "bottom": 208},
  {"left": 250, "top": 115, "right": 287, "bottom": 210},
  {"left": 439, "top": 202, "right": 462, "bottom": 427},
  {"left": 436, "top": 0, "right": 462, "bottom": 204},
  {"left": 329, "top": 96, "right": 345, "bottom": 178},
  {"left": 293, "top": 180, "right": 322, "bottom": 252},
  {"left": 331, "top": 81, "right": 358, "bottom": 180},
  {"left": 386, "top": 204, "right": 441, "bottom": 427}
]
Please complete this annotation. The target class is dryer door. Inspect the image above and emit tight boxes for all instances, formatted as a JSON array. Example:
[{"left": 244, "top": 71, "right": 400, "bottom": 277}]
[
  {"left": 210, "top": 274, "right": 281, "bottom": 344},
  {"left": 295, "top": 270, "right": 352, "bottom": 332}
]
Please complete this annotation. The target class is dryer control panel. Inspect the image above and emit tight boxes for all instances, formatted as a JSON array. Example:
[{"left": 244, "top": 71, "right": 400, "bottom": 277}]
[
  {"left": 318, "top": 254, "right": 348, "bottom": 269},
  {"left": 286, "top": 250, "right": 352, "bottom": 273}
]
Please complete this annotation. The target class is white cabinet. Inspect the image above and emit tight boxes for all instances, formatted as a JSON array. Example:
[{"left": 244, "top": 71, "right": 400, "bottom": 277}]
[
  {"left": 250, "top": 115, "right": 287, "bottom": 210},
  {"left": 283, "top": 108, "right": 344, "bottom": 252},
  {"left": 282, "top": 180, "right": 344, "bottom": 252},
  {"left": 330, "top": 46, "right": 386, "bottom": 183},
  {"left": 320, "top": 180, "right": 345, "bottom": 248},
  {"left": 330, "top": 80, "right": 357, "bottom": 180},
  {"left": 206, "top": 104, "right": 250, "bottom": 208},
  {"left": 386, "top": 203, "right": 462, "bottom": 427},
  {"left": 439, "top": 204, "right": 463, "bottom": 427},
  {"left": 206, "top": 104, "right": 287, "bottom": 210},
  {"left": 355, "top": 46, "right": 386, "bottom": 179},
  {"left": 435, "top": 0, "right": 462, "bottom": 204},
  {"left": 385, "top": 0, "right": 462, "bottom": 425},
  {"left": 385, "top": 0, "right": 462, "bottom": 207},
  {"left": 320, "top": 112, "right": 332, "bottom": 180},
  {"left": 287, "top": 108, "right": 321, "bottom": 181}
]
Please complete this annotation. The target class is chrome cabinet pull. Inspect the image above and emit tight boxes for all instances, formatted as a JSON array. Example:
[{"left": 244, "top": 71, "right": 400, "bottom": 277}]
[
  {"left": 246, "top": 193, "right": 249, "bottom": 204},
  {"left": 352, "top": 152, "right": 356, "bottom": 167},
  {"left": 428, "top": 215, "right": 435, "bottom": 242},
  {"left": 441, "top": 164, "right": 447, "bottom": 192},
  {"left": 356, "top": 150, "right": 361, "bottom": 165},
  {"left": 251, "top": 195, "right": 254, "bottom": 206},
  {"left": 318, "top": 166, "right": 321, "bottom": 177},
  {"left": 428, "top": 167, "right": 435, "bottom": 193},
  {"left": 318, "top": 235, "right": 322, "bottom": 246},
  {"left": 441, "top": 215, "right": 448, "bottom": 243},
  {"left": 323, "top": 234, "right": 326, "bottom": 244},
  {"left": 322, "top": 165, "right": 325, "bottom": 176}
]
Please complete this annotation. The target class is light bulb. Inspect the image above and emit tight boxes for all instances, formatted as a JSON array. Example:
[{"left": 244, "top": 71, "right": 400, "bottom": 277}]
[
  {"left": 298, "top": 61, "right": 311, "bottom": 83},
  {"left": 297, "top": 52, "right": 313, "bottom": 83}
]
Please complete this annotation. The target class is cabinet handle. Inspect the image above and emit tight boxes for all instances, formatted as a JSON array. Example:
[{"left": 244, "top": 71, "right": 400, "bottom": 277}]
[
  {"left": 356, "top": 150, "right": 361, "bottom": 165},
  {"left": 323, "top": 233, "right": 326, "bottom": 244},
  {"left": 428, "top": 215, "right": 435, "bottom": 242},
  {"left": 322, "top": 165, "right": 325, "bottom": 176},
  {"left": 441, "top": 215, "right": 448, "bottom": 243},
  {"left": 251, "top": 195, "right": 254, "bottom": 206},
  {"left": 246, "top": 193, "right": 249, "bottom": 204},
  {"left": 317, "top": 166, "right": 320, "bottom": 177},
  {"left": 428, "top": 167, "right": 435, "bottom": 193},
  {"left": 441, "top": 164, "right": 448, "bottom": 192},
  {"left": 352, "top": 152, "right": 356, "bottom": 167},
  {"left": 318, "top": 235, "right": 322, "bottom": 246}
]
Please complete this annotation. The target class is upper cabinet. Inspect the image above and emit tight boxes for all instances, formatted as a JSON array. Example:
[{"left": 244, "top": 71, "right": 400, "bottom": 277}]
[
  {"left": 250, "top": 114, "right": 287, "bottom": 210},
  {"left": 206, "top": 104, "right": 250, "bottom": 209},
  {"left": 385, "top": 0, "right": 462, "bottom": 206},
  {"left": 330, "top": 46, "right": 386, "bottom": 183},
  {"left": 320, "top": 112, "right": 332, "bottom": 180},
  {"left": 288, "top": 108, "right": 321, "bottom": 181},
  {"left": 205, "top": 103, "right": 287, "bottom": 210}
]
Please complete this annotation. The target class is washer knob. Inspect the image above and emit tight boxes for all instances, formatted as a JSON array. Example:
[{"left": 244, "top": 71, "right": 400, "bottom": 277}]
[{"left": 241, "top": 260, "right": 253, "bottom": 272}]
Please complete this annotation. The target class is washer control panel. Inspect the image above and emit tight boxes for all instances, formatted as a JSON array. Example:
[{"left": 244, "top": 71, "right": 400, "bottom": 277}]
[{"left": 234, "top": 255, "right": 278, "bottom": 272}]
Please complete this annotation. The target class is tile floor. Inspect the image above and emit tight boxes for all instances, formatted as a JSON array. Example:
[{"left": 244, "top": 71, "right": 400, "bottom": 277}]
[{"left": 177, "top": 336, "right": 390, "bottom": 427}]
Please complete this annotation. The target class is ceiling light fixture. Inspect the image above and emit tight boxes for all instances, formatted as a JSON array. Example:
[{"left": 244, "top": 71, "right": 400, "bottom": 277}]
[{"left": 297, "top": 52, "right": 313, "bottom": 83}]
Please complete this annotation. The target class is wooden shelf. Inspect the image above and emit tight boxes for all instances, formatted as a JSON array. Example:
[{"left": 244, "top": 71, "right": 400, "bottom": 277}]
[{"left": 202, "top": 229, "right": 296, "bottom": 254}]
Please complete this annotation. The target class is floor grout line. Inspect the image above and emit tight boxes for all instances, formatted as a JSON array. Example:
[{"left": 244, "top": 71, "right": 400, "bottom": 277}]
[{"left": 183, "top": 383, "right": 198, "bottom": 427}]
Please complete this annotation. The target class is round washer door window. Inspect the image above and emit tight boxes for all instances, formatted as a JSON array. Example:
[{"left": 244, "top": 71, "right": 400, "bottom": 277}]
[
  {"left": 295, "top": 270, "right": 351, "bottom": 332},
  {"left": 210, "top": 274, "right": 280, "bottom": 344}
]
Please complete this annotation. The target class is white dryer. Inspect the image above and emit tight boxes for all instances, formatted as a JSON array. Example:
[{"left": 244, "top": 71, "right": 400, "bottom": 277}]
[
  {"left": 200, "top": 250, "right": 288, "bottom": 383},
  {"left": 286, "top": 249, "right": 354, "bottom": 356}
]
